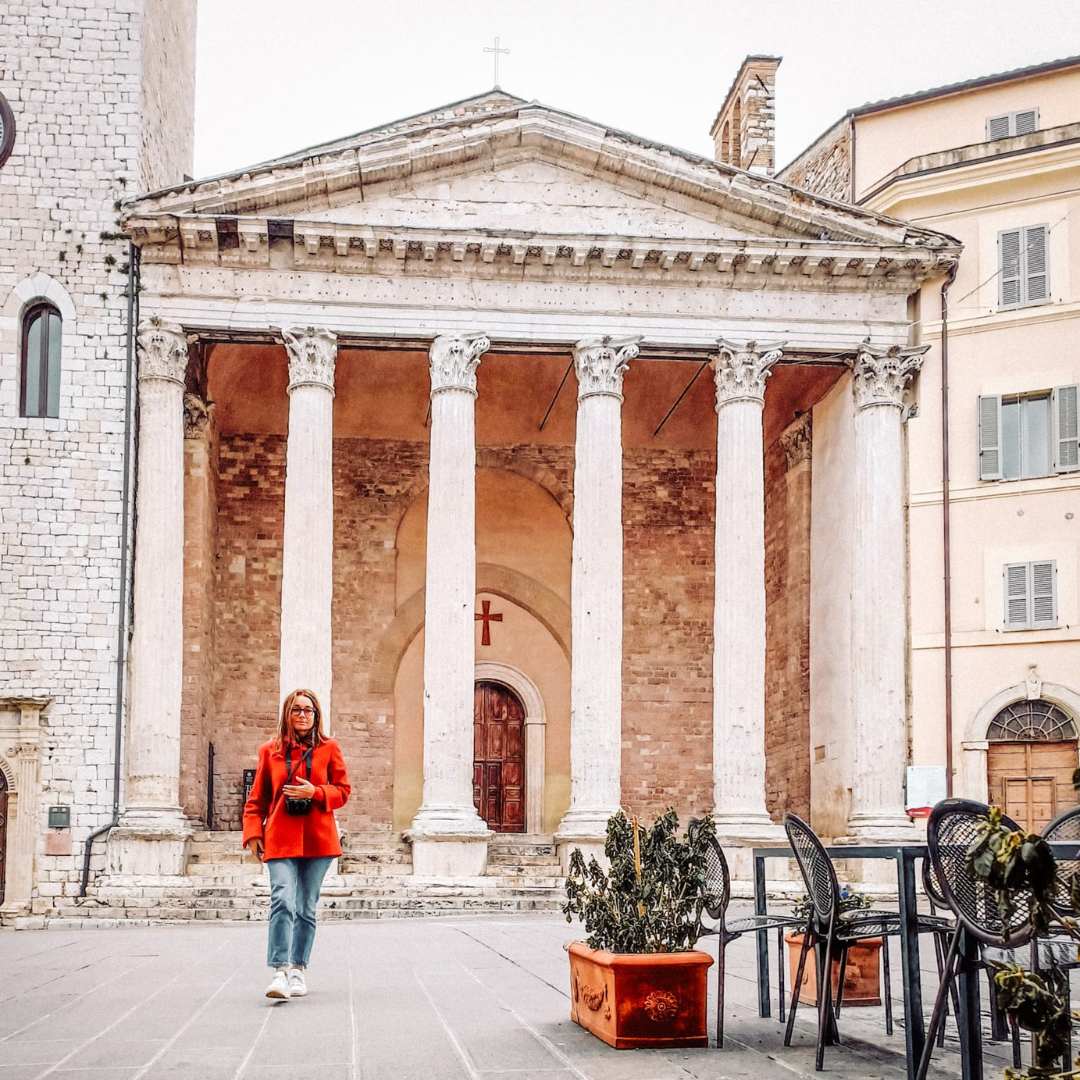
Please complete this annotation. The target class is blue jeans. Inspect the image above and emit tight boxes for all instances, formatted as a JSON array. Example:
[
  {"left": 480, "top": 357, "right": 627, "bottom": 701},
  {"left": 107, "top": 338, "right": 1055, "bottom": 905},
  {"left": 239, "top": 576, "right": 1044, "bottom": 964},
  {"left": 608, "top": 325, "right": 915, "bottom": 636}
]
[{"left": 266, "top": 856, "right": 333, "bottom": 969}]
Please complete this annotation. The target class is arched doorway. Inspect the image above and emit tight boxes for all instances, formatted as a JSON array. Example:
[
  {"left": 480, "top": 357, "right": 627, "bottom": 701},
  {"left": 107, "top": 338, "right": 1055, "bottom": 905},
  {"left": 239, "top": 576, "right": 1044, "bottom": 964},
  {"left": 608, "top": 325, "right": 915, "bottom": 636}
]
[
  {"left": 986, "top": 699, "right": 1078, "bottom": 832},
  {"left": 473, "top": 681, "right": 526, "bottom": 833},
  {"left": 0, "top": 771, "right": 8, "bottom": 905}
]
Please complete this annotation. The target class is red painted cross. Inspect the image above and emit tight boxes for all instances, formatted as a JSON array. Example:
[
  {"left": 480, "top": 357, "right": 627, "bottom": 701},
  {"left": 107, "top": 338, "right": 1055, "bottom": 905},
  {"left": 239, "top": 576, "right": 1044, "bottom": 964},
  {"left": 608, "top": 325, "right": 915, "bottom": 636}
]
[{"left": 475, "top": 599, "right": 503, "bottom": 646}]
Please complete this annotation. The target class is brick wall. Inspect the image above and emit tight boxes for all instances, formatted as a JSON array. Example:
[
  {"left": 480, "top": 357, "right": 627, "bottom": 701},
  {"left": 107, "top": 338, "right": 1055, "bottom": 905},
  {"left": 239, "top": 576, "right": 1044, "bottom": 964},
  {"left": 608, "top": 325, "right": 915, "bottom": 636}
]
[
  {"left": 621, "top": 447, "right": 716, "bottom": 823},
  {"left": 763, "top": 420, "right": 812, "bottom": 820},
  {"left": 0, "top": 1, "right": 196, "bottom": 892}
]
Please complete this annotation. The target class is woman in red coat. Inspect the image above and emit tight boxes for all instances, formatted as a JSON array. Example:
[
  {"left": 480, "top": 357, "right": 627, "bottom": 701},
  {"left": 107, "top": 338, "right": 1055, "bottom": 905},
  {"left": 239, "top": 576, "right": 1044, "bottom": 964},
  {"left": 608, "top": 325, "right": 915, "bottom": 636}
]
[{"left": 243, "top": 688, "right": 350, "bottom": 1000}]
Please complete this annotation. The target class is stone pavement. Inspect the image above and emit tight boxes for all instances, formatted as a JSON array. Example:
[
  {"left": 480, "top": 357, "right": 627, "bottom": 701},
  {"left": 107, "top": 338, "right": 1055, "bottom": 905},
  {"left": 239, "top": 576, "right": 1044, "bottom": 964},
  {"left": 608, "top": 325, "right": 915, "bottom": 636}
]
[{"left": 1, "top": 911, "right": 1004, "bottom": 1080}]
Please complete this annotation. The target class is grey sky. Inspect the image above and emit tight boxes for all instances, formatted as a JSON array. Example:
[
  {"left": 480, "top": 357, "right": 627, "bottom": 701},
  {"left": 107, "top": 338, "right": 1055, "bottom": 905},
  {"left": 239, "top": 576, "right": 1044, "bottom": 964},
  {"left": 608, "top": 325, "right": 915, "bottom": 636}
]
[{"left": 194, "top": 0, "right": 1080, "bottom": 180}]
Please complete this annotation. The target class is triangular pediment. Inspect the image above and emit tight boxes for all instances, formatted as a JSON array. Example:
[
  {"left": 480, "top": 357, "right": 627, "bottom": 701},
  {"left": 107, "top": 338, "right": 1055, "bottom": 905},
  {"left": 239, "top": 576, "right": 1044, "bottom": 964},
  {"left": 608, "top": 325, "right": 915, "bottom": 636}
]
[
  {"left": 294, "top": 158, "right": 768, "bottom": 241},
  {"left": 126, "top": 91, "right": 958, "bottom": 259}
]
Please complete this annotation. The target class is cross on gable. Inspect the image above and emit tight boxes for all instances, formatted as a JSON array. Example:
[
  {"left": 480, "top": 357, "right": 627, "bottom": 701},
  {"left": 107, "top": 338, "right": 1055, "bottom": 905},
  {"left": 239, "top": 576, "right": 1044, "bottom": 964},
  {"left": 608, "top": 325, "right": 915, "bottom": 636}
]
[
  {"left": 483, "top": 35, "right": 510, "bottom": 88},
  {"left": 475, "top": 598, "right": 503, "bottom": 646}
]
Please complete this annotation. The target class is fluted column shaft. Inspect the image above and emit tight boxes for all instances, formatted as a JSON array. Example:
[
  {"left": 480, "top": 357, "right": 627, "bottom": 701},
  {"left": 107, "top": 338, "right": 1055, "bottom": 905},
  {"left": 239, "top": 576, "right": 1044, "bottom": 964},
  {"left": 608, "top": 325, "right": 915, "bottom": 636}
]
[
  {"left": 848, "top": 341, "right": 928, "bottom": 837},
  {"left": 556, "top": 336, "right": 639, "bottom": 856},
  {"left": 279, "top": 327, "right": 337, "bottom": 721},
  {"left": 124, "top": 321, "right": 188, "bottom": 822},
  {"left": 410, "top": 333, "right": 492, "bottom": 845},
  {"left": 711, "top": 340, "right": 782, "bottom": 834}
]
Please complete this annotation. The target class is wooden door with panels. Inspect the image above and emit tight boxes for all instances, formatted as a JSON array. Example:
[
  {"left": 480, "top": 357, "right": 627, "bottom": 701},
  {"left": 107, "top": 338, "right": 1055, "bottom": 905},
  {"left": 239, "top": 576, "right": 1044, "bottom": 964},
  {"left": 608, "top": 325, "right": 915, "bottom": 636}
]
[
  {"left": 473, "top": 681, "right": 526, "bottom": 833},
  {"left": 986, "top": 699, "right": 1078, "bottom": 833}
]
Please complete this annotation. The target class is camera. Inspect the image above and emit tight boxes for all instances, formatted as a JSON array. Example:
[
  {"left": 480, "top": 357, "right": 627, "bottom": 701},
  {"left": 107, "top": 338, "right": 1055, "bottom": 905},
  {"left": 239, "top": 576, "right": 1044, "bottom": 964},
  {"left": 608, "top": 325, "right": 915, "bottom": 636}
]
[{"left": 284, "top": 797, "right": 312, "bottom": 816}]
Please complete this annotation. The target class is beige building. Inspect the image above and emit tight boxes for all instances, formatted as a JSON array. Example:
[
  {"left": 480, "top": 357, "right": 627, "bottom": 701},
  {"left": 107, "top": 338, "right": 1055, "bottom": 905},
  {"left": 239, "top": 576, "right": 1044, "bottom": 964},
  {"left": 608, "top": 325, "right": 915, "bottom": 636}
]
[{"left": 783, "top": 55, "right": 1080, "bottom": 832}]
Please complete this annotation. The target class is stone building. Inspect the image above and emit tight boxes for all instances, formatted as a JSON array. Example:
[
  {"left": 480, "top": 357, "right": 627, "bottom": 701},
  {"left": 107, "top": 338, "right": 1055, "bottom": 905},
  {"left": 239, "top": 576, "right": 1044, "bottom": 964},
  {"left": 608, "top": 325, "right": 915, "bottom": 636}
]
[
  {"left": 2, "top": 9, "right": 960, "bottom": 921},
  {"left": 0, "top": 1, "right": 196, "bottom": 921},
  {"left": 782, "top": 55, "right": 1080, "bottom": 834}
]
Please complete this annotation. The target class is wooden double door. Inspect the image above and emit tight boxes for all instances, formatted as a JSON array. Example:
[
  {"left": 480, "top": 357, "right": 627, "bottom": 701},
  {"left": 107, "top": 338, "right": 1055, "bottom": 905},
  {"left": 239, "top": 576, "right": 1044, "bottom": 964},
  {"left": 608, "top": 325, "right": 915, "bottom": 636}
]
[
  {"left": 473, "top": 681, "right": 526, "bottom": 833},
  {"left": 987, "top": 740, "right": 1078, "bottom": 833}
]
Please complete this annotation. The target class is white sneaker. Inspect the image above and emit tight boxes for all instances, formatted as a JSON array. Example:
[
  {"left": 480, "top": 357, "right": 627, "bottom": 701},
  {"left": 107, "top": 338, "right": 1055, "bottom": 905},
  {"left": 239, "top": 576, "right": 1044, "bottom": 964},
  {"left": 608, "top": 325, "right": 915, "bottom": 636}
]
[
  {"left": 288, "top": 968, "right": 307, "bottom": 997},
  {"left": 265, "top": 968, "right": 291, "bottom": 1000}
]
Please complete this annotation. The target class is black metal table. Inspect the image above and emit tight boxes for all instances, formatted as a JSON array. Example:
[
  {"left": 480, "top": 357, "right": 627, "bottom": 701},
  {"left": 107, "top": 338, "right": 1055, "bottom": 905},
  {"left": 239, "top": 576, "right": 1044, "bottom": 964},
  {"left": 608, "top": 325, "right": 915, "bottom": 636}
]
[{"left": 753, "top": 843, "right": 929, "bottom": 1080}]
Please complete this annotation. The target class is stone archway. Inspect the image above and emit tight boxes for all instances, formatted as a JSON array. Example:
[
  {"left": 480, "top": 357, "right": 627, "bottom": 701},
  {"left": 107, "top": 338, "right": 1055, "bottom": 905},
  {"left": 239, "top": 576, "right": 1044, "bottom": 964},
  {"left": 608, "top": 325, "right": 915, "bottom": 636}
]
[
  {"left": 475, "top": 661, "right": 546, "bottom": 834},
  {"left": 961, "top": 679, "right": 1080, "bottom": 803}
]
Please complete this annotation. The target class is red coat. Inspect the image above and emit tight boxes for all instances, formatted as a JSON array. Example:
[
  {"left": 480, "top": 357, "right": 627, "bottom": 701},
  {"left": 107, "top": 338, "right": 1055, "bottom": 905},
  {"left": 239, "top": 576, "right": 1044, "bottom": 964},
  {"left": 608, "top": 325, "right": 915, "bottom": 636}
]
[{"left": 242, "top": 738, "right": 351, "bottom": 859}]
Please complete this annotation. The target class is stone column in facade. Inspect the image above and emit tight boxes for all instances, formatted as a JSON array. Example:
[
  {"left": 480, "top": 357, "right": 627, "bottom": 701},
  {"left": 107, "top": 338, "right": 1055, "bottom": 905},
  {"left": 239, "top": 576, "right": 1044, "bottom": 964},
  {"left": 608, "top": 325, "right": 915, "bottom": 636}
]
[
  {"left": 555, "top": 335, "right": 640, "bottom": 872},
  {"left": 408, "top": 332, "right": 493, "bottom": 877},
  {"left": 710, "top": 339, "right": 785, "bottom": 840},
  {"left": 278, "top": 327, "right": 337, "bottom": 724},
  {"left": 108, "top": 320, "right": 191, "bottom": 876},
  {"left": 0, "top": 698, "right": 47, "bottom": 917},
  {"left": 847, "top": 340, "right": 929, "bottom": 838}
]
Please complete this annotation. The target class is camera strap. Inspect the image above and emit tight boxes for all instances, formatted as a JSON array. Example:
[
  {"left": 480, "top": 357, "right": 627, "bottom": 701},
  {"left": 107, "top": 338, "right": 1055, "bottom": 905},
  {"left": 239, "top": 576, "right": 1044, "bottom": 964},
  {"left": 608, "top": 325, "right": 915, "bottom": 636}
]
[{"left": 271, "top": 743, "right": 315, "bottom": 815}]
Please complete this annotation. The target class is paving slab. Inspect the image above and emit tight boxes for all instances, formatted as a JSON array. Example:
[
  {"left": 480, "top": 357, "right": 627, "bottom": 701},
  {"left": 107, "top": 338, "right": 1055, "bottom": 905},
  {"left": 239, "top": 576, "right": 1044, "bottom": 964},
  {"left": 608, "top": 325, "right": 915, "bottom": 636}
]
[{"left": 0, "top": 910, "right": 1018, "bottom": 1079}]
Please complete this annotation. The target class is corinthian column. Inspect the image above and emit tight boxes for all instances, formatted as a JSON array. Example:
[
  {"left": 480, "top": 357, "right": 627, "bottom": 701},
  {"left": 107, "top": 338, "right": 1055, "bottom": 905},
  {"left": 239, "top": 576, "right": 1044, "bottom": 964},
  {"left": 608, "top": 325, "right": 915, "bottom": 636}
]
[
  {"left": 409, "top": 332, "right": 492, "bottom": 878},
  {"left": 848, "top": 340, "right": 928, "bottom": 838},
  {"left": 556, "top": 335, "right": 640, "bottom": 871},
  {"left": 109, "top": 319, "right": 191, "bottom": 876},
  {"left": 711, "top": 340, "right": 784, "bottom": 840},
  {"left": 279, "top": 327, "right": 337, "bottom": 722}
]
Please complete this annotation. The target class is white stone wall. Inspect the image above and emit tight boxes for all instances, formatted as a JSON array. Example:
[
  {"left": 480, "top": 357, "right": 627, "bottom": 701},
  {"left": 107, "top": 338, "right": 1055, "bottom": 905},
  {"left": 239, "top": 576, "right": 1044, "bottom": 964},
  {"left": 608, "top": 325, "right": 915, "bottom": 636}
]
[{"left": 0, "top": 1, "right": 196, "bottom": 902}]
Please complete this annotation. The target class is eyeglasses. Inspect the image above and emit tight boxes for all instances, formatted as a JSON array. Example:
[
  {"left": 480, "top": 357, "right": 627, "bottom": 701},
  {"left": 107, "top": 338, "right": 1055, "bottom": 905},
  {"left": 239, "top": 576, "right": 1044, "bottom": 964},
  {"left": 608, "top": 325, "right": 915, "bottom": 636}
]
[{"left": 290, "top": 706, "right": 316, "bottom": 718}]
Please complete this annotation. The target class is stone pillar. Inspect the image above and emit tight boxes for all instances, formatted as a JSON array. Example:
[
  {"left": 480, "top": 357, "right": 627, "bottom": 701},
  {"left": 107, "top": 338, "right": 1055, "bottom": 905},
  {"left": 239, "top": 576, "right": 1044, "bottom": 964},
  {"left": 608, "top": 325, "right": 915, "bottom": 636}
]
[
  {"left": 711, "top": 340, "right": 785, "bottom": 845},
  {"left": 556, "top": 336, "right": 640, "bottom": 872},
  {"left": 408, "top": 333, "right": 493, "bottom": 877},
  {"left": 847, "top": 340, "right": 928, "bottom": 838},
  {"left": 0, "top": 698, "right": 46, "bottom": 918},
  {"left": 108, "top": 320, "right": 191, "bottom": 876},
  {"left": 278, "top": 327, "right": 337, "bottom": 723}
]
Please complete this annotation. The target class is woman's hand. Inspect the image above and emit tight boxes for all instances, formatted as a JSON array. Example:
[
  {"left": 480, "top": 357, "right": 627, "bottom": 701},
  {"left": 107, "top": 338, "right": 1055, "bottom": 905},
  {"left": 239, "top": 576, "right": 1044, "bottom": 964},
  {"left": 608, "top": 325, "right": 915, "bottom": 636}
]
[
  {"left": 282, "top": 777, "right": 317, "bottom": 799},
  {"left": 244, "top": 837, "right": 264, "bottom": 860}
]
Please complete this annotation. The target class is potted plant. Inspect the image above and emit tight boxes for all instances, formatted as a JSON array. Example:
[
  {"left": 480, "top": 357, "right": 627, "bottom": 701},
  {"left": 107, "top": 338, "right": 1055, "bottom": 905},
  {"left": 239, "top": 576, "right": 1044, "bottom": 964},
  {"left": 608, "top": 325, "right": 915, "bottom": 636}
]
[
  {"left": 562, "top": 809, "right": 714, "bottom": 1049},
  {"left": 784, "top": 886, "right": 883, "bottom": 1006}
]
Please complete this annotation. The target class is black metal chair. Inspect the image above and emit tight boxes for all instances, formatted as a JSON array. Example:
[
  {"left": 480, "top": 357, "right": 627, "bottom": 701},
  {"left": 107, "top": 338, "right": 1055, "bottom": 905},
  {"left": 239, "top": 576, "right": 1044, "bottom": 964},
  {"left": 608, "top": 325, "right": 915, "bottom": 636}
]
[
  {"left": 694, "top": 832, "right": 804, "bottom": 1047},
  {"left": 782, "top": 813, "right": 951, "bottom": 1071},
  {"left": 915, "top": 798, "right": 1037, "bottom": 1080}
]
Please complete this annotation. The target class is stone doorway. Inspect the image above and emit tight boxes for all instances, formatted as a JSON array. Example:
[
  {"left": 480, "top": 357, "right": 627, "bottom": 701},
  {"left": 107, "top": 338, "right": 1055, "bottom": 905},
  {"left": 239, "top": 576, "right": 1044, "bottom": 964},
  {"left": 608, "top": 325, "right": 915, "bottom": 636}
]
[{"left": 473, "top": 681, "right": 526, "bottom": 833}]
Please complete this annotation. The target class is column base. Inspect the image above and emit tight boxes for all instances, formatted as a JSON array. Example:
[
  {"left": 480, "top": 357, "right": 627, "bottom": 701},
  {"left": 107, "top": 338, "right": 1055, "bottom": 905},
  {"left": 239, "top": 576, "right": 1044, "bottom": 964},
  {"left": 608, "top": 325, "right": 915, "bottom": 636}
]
[
  {"left": 107, "top": 811, "right": 192, "bottom": 876},
  {"left": 843, "top": 810, "right": 917, "bottom": 843},
  {"left": 555, "top": 806, "right": 618, "bottom": 875},
  {"left": 712, "top": 817, "right": 787, "bottom": 880},
  {"left": 406, "top": 803, "right": 493, "bottom": 877},
  {"left": 405, "top": 834, "right": 492, "bottom": 877}
]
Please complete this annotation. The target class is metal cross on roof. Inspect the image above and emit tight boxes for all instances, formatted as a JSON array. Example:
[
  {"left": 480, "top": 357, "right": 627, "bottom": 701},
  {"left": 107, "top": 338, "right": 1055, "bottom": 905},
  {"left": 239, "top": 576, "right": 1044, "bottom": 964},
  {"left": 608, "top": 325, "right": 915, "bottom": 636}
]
[{"left": 483, "top": 35, "right": 510, "bottom": 88}]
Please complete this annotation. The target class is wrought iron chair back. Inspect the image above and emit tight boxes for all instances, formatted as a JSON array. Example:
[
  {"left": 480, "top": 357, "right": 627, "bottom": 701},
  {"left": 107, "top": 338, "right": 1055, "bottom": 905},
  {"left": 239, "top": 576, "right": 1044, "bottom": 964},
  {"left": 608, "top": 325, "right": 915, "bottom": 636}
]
[
  {"left": 922, "top": 855, "right": 949, "bottom": 911},
  {"left": 701, "top": 835, "right": 731, "bottom": 923},
  {"left": 926, "top": 798, "right": 1035, "bottom": 947},
  {"left": 1043, "top": 805, "right": 1080, "bottom": 913},
  {"left": 783, "top": 812, "right": 839, "bottom": 929}
]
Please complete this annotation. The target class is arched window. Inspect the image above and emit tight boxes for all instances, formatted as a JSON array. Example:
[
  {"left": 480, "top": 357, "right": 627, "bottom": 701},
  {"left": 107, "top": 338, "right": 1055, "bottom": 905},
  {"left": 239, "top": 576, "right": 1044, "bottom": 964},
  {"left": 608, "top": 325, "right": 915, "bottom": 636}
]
[
  {"left": 20, "top": 301, "right": 62, "bottom": 418},
  {"left": 987, "top": 699, "right": 1077, "bottom": 742}
]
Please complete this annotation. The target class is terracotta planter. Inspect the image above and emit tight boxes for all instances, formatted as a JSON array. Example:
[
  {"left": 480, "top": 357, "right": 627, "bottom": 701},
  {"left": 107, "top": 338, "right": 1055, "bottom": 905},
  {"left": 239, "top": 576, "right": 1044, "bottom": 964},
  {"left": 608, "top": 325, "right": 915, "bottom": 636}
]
[
  {"left": 566, "top": 941, "right": 713, "bottom": 1048},
  {"left": 785, "top": 933, "right": 883, "bottom": 1007}
]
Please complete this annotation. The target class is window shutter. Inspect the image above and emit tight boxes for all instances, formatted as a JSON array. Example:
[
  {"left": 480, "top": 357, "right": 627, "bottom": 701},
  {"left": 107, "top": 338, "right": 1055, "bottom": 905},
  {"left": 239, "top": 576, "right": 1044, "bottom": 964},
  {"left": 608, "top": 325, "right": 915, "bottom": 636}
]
[
  {"left": 1031, "top": 561, "right": 1057, "bottom": 628},
  {"left": 978, "top": 394, "right": 1003, "bottom": 479},
  {"left": 999, "top": 230, "right": 1022, "bottom": 306},
  {"left": 1004, "top": 563, "right": 1030, "bottom": 628},
  {"left": 987, "top": 114, "right": 1011, "bottom": 140},
  {"left": 1024, "top": 225, "right": 1049, "bottom": 302},
  {"left": 1014, "top": 109, "right": 1038, "bottom": 135},
  {"left": 1054, "top": 385, "right": 1080, "bottom": 472}
]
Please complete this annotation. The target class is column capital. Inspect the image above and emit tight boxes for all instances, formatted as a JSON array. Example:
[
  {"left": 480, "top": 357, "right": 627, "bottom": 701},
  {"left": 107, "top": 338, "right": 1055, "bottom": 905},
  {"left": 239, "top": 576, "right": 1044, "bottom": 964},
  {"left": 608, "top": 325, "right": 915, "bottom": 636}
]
[
  {"left": 779, "top": 414, "right": 812, "bottom": 469},
  {"left": 712, "top": 338, "right": 784, "bottom": 408},
  {"left": 573, "top": 335, "right": 640, "bottom": 401},
  {"left": 136, "top": 319, "right": 188, "bottom": 385},
  {"left": 282, "top": 326, "right": 337, "bottom": 394},
  {"left": 851, "top": 339, "right": 929, "bottom": 410},
  {"left": 183, "top": 393, "right": 213, "bottom": 439},
  {"left": 429, "top": 332, "right": 490, "bottom": 396}
]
